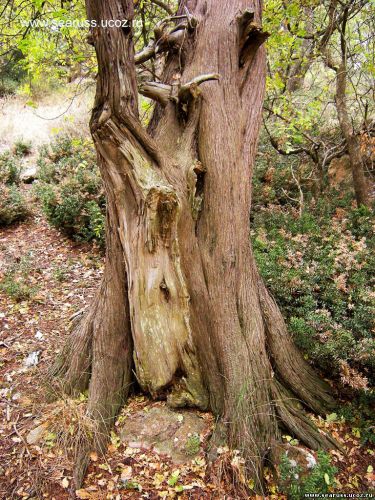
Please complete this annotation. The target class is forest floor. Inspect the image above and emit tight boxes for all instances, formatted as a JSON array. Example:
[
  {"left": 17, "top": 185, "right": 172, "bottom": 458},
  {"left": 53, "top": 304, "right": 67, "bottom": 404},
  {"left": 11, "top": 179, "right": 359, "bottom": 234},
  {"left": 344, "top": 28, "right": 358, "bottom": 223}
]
[{"left": 0, "top": 193, "right": 374, "bottom": 499}]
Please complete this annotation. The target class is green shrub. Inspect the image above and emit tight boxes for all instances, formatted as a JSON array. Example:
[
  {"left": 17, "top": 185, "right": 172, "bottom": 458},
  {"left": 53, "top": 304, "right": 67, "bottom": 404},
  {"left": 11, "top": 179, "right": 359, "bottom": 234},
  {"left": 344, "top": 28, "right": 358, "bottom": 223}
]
[
  {"left": 35, "top": 135, "right": 105, "bottom": 247},
  {"left": 0, "top": 50, "right": 27, "bottom": 96},
  {"left": 0, "top": 151, "right": 22, "bottom": 185},
  {"left": 347, "top": 205, "right": 374, "bottom": 239},
  {"left": 252, "top": 135, "right": 314, "bottom": 209},
  {"left": 0, "top": 184, "right": 29, "bottom": 226},
  {"left": 52, "top": 266, "right": 67, "bottom": 282},
  {"left": 338, "top": 392, "right": 375, "bottom": 445},
  {"left": 13, "top": 139, "right": 32, "bottom": 157},
  {"left": 0, "top": 254, "right": 37, "bottom": 302},
  {"left": 279, "top": 450, "right": 337, "bottom": 499},
  {"left": 0, "top": 77, "right": 20, "bottom": 96},
  {"left": 252, "top": 193, "right": 375, "bottom": 388}
]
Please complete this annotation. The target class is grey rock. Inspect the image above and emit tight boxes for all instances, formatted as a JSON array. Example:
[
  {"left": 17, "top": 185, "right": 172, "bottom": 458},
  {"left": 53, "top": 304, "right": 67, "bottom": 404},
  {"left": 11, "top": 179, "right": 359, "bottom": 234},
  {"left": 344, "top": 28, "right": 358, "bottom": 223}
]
[
  {"left": 119, "top": 405, "right": 207, "bottom": 463},
  {"left": 24, "top": 350, "right": 40, "bottom": 367},
  {"left": 20, "top": 165, "right": 38, "bottom": 183}
]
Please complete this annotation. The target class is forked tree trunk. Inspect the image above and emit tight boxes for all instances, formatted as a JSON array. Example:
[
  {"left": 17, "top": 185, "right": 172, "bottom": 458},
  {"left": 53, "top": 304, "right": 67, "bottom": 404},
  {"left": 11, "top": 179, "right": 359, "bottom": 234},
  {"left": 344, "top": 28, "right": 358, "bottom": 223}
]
[{"left": 52, "top": 0, "right": 337, "bottom": 492}]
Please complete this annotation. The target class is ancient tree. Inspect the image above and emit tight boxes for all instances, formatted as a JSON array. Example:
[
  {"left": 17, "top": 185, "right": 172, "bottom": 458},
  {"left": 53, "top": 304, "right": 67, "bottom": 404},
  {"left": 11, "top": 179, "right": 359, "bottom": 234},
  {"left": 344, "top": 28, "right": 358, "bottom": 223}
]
[{"left": 53, "top": 0, "right": 337, "bottom": 491}]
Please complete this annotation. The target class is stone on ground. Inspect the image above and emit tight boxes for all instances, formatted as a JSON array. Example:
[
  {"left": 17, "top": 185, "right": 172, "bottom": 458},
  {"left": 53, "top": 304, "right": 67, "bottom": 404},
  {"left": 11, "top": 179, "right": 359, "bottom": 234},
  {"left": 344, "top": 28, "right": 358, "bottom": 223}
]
[{"left": 119, "top": 405, "right": 207, "bottom": 463}]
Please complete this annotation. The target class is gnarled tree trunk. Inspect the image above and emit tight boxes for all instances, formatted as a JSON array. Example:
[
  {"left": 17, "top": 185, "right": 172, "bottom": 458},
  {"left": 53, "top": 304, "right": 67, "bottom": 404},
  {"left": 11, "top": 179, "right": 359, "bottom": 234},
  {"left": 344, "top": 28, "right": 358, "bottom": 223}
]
[{"left": 53, "top": 0, "right": 337, "bottom": 492}]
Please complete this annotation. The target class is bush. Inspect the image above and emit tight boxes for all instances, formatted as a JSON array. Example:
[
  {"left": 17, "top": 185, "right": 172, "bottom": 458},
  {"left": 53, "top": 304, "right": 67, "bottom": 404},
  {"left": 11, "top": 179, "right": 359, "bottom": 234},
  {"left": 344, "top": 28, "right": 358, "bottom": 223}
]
[
  {"left": 0, "top": 77, "right": 20, "bottom": 96},
  {"left": 252, "top": 193, "right": 375, "bottom": 389},
  {"left": 0, "top": 50, "right": 27, "bottom": 96},
  {"left": 0, "top": 151, "right": 22, "bottom": 185},
  {"left": 279, "top": 450, "right": 337, "bottom": 499},
  {"left": 0, "top": 184, "right": 29, "bottom": 226},
  {"left": 35, "top": 135, "right": 105, "bottom": 247},
  {"left": 253, "top": 134, "right": 315, "bottom": 209},
  {"left": 13, "top": 139, "right": 32, "bottom": 157},
  {"left": 0, "top": 254, "right": 38, "bottom": 302},
  {"left": 337, "top": 391, "right": 375, "bottom": 445},
  {"left": 0, "top": 150, "right": 29, "bottom": 226}
]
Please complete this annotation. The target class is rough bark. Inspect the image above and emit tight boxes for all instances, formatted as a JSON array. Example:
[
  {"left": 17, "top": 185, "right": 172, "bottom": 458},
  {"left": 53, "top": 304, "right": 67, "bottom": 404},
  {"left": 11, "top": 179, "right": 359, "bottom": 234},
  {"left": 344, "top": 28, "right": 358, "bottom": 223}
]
[
  {"left": 52, "top": 0, "right": 338, "bottom": 492},
  {"left": 335, "top": 62, "right": 369, "bottom": 207},
  {"left": 324, "top": 4, "right": 370, "bottom": 207}
]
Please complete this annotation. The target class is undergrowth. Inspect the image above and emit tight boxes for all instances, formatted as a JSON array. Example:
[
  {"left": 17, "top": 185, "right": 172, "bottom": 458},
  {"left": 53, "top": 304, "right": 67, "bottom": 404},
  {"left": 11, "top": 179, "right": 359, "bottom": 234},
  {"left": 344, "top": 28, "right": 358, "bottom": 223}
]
[
  {"left": 0, "top": 150, "right": 29, "bottom": 226},
  {"left": 279, "top": 450, "right": 338, "bottom": 499},
  {"left": 0, "top": 253, "right": 38, "bottom": 301},
  {"left": 34, "top": 134, "right": 105, "bottom": 247},
  {"left": 252, "top": 158, "right": 375, "bottom": 392}
]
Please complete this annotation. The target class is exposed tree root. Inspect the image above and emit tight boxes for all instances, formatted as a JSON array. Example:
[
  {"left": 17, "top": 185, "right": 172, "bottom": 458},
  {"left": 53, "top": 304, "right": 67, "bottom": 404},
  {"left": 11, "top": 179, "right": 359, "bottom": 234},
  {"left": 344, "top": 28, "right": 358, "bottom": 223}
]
[
  {"left": 73, "top": 438, "right": 91, "bottom": 489},
  {"left": 259, "top": 280, "right": 336, "bottom": 414},
  {"left": 272, "top": 381, "right": 342, "bottom": 451},
  {"left": 85, "top": 191, "right": 133, "bottom": 447},
  {"left": 52, "top": 253, "right": 341, "bottom": 493},
  {"left": 49, "top": 302, "right": 94, "bottom": 396},
  {"left": 50, "top": 192, "right": 134, "bottom": 488}
]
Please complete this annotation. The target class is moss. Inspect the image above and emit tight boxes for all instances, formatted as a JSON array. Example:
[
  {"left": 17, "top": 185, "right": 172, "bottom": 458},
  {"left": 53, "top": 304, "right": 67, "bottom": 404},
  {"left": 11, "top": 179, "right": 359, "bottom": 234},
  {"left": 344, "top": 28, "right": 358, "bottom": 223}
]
[{"left": 184, "top": 433, "right": 201, "bottom": 456}]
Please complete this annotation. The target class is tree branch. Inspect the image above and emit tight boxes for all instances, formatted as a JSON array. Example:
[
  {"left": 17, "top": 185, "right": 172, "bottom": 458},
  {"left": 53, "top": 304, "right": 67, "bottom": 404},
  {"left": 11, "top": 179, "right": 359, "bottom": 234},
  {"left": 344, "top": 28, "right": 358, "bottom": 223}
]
[
  {"left": 138, "top": 81, "right": 172, "bottom": 106},
  {"left": 263, "top": 105, "right": 320, "bottom": 148},
  {"left": 237, "top": 9, "right": 269, "bottom": 67},
  {"left": 264, "top": 120, "right": 311, "bottom": 157},
  {"left": 178, "top": 73, "right": 220, "bottom": 101},
  {"left": 150, "top": 0, "right": 174, "bottom": 16},
  {"left": 134, "top": 22, "right": 189, "bottom": 65},
  {"left": 139, "top": 74, "right": 220, "bottom": 106}
]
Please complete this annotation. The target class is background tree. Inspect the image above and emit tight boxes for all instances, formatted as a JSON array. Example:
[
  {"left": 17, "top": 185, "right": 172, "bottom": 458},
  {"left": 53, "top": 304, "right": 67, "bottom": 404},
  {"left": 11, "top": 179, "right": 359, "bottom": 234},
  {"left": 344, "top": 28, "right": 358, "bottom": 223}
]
[
  {"left": 263, "top": 0, "right": 374, "bottom": 205},
  {"left": 51, "top": 0, "right": 338, "bottom": 492},
  {"left": 321, "top": 0, "right": 373, "bottom": 206}
]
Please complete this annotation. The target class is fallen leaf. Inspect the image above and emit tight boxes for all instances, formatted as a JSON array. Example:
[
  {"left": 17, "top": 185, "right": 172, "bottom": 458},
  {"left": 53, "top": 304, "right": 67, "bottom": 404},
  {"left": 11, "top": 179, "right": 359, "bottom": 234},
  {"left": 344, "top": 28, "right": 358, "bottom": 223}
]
[
  {"left": 61, "top": 477, "right": 69, "bottom": 489},
  {"left": 75, "top": 490, "right": 92, "bottom": 499},
  {"left": 121, "top": 466, "right": 133, "bottom": 481}
]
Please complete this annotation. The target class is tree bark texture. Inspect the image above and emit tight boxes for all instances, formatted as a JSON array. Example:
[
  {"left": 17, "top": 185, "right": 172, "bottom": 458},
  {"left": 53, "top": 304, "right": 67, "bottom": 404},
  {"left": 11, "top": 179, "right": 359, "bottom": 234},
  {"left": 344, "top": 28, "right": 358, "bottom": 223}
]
[
  {"left": 335, "top": 62, "right": 370, "bottom": 207},
  {"left": 53, "top": 0, "right": 337, "bottom": 491}
]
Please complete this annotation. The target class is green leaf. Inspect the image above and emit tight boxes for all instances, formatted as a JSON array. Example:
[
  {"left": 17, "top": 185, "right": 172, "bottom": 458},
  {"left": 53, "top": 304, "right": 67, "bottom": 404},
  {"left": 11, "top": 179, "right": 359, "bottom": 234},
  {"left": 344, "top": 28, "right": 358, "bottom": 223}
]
[
  {"left": 167, "top": 470, "right": 180, "bottom": 487},
  {"left": 26, "top": 100, "right": 37, "bottom": 109},
  {"left": 352, "top": 428, "right": 361, "bottom": 438},
  {"left": 326, "top": 413, "right": 338, "bottom": 423}
]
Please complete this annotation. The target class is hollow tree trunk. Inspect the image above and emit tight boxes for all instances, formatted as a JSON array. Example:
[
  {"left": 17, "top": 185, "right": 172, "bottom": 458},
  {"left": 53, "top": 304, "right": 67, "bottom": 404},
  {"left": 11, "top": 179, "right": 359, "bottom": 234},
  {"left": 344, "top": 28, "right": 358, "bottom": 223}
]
[{"left": 53, "top": 0, "right": 337, "bottom": 492}]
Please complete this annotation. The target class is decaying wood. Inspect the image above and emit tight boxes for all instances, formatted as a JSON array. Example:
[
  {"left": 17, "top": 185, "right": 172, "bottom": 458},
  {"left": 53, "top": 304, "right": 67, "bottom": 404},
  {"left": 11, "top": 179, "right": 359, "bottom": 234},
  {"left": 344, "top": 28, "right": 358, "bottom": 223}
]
[
  {"left": 135, "top": 14, "right": 195, "bottom": 65},
  {"left": 237, "top": 9, "right": 269, "bottom": 68}
]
